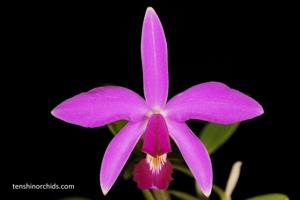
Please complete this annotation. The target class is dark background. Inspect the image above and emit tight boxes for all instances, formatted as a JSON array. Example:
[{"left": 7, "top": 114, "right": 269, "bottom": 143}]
[{"left": 6, "top": 1, "right": 297, "bottom": 199}]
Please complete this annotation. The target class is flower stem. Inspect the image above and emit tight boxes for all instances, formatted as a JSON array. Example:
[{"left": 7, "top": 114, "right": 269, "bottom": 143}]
[
  {"left": 142, "top": 190, "right": 156, "bottom": 200},
  {"left": 152, "top": 190, "right": 170, "bottom": 200}
]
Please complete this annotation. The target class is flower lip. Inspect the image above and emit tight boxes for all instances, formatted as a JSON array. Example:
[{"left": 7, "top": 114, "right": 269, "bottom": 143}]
[{"left": 133, "top": 157, "right": 173, "bottom": 190}]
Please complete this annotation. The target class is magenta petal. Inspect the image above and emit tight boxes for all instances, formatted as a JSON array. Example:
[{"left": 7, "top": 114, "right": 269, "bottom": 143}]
[
  {"left": 166, "top": 82, "right": 264, "bottom": 124},
  {"left": 51, "top": 86, "right": 148, "bottom": 128},
  {"left": 167, "top": 120, "right": 212, "bottom": 197},
  {"left": 100, "top": 121, "right": 146, "bottom": 195},
  {"left": 141, "top": 7, "right": 168, "bottom": 108},
  {"left": 142, "top": 114, "right": 171, "bottom": 156},
  {"left": 133, "top": 158, "right": 173, "bottom": 189}
]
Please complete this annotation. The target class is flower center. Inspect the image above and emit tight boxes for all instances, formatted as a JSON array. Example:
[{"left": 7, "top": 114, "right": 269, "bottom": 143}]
[
  {"left": 133, "top": 114, "right": 173, "bottom": 189},
  {"left": 142, "top": 114, "right": 171, "bottom": 157},
  {"left": 141, "top": 114, "right": 171, "bottom": 174}
]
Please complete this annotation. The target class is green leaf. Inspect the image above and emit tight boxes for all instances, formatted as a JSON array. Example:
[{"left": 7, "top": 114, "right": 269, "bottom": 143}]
[
  {"left": 122, "top": 160, "right": 134, "bottom": 180},
  {"left": 173, "top": 164, "right": 192, "bottom": 177},
  {"left": 245, "top": 194, "right": 289, "bottom": 200},
  {"left": 169, "top": 190, "right": 206, "bottom": 200},
  {"left": 195, "top": 181, "right": 203, "bottom": 197},
  {"left": 142, "top": 190, "right": 156, "bottom": 200},
  {"left": 107, "top": 120, "right": 127, "bottom": 135},
  {"left": 200, "top": 122, "right": 240, "bottom": 154},
  {"left": 212, "top": 185, "right": 228, "bottom": 200}
]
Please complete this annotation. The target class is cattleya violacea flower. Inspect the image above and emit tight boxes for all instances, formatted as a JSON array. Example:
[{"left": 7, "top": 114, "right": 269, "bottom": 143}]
[{"left": 51, "top": 7, "right": 263, "bottom": 197}]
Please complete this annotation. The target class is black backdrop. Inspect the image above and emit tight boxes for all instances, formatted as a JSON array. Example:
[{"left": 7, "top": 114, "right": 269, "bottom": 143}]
[{"left": 6, "top": 1, "right": 297, "bottom": 199}]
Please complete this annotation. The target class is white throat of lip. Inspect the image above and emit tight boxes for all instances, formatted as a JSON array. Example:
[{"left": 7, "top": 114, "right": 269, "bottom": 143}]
[{"left": 146, "top": 154, "right": 167, "bottom": 174}]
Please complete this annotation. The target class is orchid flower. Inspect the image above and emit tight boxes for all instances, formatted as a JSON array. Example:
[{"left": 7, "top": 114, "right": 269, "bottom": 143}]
[{"left": 51, "top": 7, "right": 263, "bottom": 197}]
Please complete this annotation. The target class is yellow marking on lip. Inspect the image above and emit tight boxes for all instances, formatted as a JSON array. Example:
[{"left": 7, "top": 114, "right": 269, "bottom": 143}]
[{"left": 146, "top": 154, "right": 167, "bottom": 174}]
